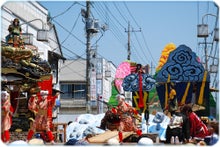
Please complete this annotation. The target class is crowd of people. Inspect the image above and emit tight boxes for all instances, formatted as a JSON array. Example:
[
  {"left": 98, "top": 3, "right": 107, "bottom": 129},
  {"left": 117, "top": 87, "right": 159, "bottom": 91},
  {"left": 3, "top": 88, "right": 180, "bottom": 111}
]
[
  {"left": 164, "top": 85, "right": 218, "bottom": 145},
  {"left": 2, "top": 82, "right": 218, "bottom": 145}
]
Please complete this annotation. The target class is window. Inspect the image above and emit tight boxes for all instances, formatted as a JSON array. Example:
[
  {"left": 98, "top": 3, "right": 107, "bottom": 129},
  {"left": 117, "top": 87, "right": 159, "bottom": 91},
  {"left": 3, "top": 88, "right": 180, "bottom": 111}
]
[
  {"left": 61, "top": 84, "right": 72, "bottom": 98},
  {"left": 61, "top": 83, "right": 86, "bottom": 99}
]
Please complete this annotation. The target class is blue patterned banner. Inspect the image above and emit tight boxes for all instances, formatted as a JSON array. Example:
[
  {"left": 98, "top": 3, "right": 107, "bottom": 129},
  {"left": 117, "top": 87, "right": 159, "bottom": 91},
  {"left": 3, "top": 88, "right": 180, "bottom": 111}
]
[
  {"left": 122, "top": 73, "right": 156, "bottom": 91},
  {"left": 156, "top": 44, "right": 210, "bottom": 82}
]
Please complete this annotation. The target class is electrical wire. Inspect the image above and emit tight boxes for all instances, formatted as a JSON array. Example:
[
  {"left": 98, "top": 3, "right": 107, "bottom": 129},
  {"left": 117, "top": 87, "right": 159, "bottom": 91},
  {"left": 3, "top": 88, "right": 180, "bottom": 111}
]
[
  {"left": 61, "top": 12, "right": 81, "bottom": 45},
  {"left": 133, "top": 32, "right": 151, "bottom": 63},
  {"left": 101, "top": 2, "right": 125, "bottom": 29},
  {"left": 53, "top": 19, "right": 85, "bottom": 45},
  {"left": 123, "top": 1, "right": 141, "bottom": 29},
  {"left": 123, "top": 2, "right": 156, "bottom": 65},
  {"left": 113, "top": 2, "right": 128, "bottom": 24},
  {"left": 51, "top": 2, "right": 78, "bottom": 19},
  {"left": 141, "top": 31, "right": 157, "bottom": 64}
]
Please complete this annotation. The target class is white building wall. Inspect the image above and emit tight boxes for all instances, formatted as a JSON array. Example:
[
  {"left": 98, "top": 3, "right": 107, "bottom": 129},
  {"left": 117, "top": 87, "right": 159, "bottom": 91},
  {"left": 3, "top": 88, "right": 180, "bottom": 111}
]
[
  {"left": 2, "top": 1, "right": 48, "bottom": 30},
  {"left": 96, "top": 58, "right": 116, "bottom": 102}
]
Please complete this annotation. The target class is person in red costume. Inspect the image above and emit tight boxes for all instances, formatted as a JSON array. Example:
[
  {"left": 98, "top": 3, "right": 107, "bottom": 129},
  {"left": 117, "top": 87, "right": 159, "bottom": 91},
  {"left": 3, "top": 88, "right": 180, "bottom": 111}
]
[
  {"left": 181, "top": 104, "right": 211, "bottom": 141},
  {"left": 112, "top": 94, "right": 142, "bottom": 143},
  {"left": 26, "top": 89, "right": 55, "bottom": 144},
  {"left": 1, "top": 89, "right": 14, "bottom": 144}
]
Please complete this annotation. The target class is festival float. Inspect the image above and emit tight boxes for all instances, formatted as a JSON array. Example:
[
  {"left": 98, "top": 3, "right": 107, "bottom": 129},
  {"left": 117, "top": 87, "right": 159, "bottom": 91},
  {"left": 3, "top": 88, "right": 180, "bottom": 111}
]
[
  {"left": 1, "top": 18, "right": 57, "bottom": 144},
  {"left": 70, "top": 43, "right": 216, "bottom": 145},
  {"left": 155, "top": 43, "right": 210, "bottom": 115},
  {"left": 69, "top": 61, "right": 162, "bottom": 145}
]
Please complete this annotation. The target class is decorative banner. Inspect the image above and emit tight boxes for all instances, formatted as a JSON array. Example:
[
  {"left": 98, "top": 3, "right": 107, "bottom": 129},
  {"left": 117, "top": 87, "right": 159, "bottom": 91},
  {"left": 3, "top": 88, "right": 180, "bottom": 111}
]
[
  {"left": 155, "top": 44, "right": 210, "bottom": 110},
  {"left": 122, "top": 73, "right": 156, "bottom": 92},
  {"left": 132, "top": 91, "right": 149, "bottom": 111},
  {"left": 156, "top": 44, "right": 210, "bottom": 82},
  {"left": 156, "top": 43, "right": 176, "bottom": 72},
  {"left": 114, "top": 61, "right": 131, "bottom": 93}
]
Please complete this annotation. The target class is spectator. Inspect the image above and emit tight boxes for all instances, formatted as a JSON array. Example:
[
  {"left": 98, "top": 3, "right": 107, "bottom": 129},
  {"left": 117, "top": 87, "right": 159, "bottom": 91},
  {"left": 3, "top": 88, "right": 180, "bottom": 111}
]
[
  {"left": 181, "top": 104, "right": 211, "bottom": 141},
  {"left": 165, "top": 106, "right": 190, "bottom": 144}
]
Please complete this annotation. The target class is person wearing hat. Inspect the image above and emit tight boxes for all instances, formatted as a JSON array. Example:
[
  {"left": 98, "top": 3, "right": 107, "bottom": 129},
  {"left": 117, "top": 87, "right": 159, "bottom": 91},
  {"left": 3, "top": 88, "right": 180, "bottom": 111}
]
[
  {"left": 51, "top": 85, "right": 63, "bottom": 109},
  {"left": 1, "top": 88, "right": 14, "bottom": 144},
  {"left": 27, "top": 89, "right": 55, "bottom": 144},
  {"left": 6, "top": 18, "right": 24, "bottom": 48},
  {"left": 111, "top": 94, "right": 142, "bottom": 143}
]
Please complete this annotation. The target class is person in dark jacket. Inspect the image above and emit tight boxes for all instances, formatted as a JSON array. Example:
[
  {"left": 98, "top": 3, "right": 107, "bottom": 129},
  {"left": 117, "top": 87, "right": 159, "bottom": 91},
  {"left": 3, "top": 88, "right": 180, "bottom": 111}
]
[{"left": 165, "top": 106, "right": 190, "bottom": 144}]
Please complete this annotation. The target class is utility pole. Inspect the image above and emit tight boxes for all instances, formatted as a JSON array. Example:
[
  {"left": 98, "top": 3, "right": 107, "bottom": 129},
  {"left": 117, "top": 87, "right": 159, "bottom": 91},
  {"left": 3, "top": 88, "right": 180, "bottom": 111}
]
[
  {"left": 82, "top": 0, "right": 100, "bottom": 113},
  {"left": 125, "top": 21, "right": 141, "bottom": 60},
  {"left": 204, "top": 37, "right": 209, "bottom": 71},
  {"left": 86, "top": 0, "right": 91, "bottom": 113}
]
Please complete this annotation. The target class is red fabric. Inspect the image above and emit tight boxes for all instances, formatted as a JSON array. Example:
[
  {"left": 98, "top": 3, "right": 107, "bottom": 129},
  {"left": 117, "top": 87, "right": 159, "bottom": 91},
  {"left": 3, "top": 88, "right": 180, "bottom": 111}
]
[
  {"left": 111, "top": 108, "right": 117, "bottom": 114},
  {"left": 40, "top": 132, "right": 47, "bottom": 141},
  {"left": 118, "top": 131, "right": 123, "bottom": 142},
  {"left": 9, "top": 106, "right": 14, "bottom": 113},
  {"left": 46, "top": 131, "right": 54, "bottom": 141},
  {"left": 27, "top": 129, "right": 35, "bottom": 141},
  {"left": 37, "top": 75, "right": 53, "bottom": 129},
  {"left": 1, "top": 130, "right": 10, "bottom": 142},
  {"left": 138, "top": 72, "right": 144, "bottom": 108},
  {"left": 136, "top": 129, "right": 142, "bottom": 136},
  {"left": 133, "top": 109, "right": 138, "bottom": 115},
  {"left": 189, "top": 112, "right": 210, "bottom": 138},
  {"left": 4, "top": 130, "right": 10, "bottom": 142}
]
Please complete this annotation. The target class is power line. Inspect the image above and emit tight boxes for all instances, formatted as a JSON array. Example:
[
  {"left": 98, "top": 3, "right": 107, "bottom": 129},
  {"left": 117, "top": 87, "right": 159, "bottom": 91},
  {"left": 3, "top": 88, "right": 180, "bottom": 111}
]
[
  {"left": 102, "top": 3, "right": 125, "bottom": 29},
  {"left": 48, "top": 37, "right": 85, "bottom": 60},
  {"left": 113, "top": 2, "right": 128, "bottom": 24},
  {"left": 123, "top": 1, "right": 156, "bottom": 65},
  {"left": 133, "top": 32, "right": 151, "bottom": 63},
  {"left": 61, "top": 12, "right": 81, "bottom": 45},
  {"left": 59, "top": 55, "right": 86, "bottom": 70},
  {"left": 53, "top": 19, "right": 85, "bottom": 45},
  {"left": 141, "top": 31, "right": 157, "bottom": 65},
  {"left": 51, "top": 2, "right": 78, "bottom": 19},
  {"left": 123, "top": 1, "right": 141, "bottom": 29},
  {"left": 93, "top": 2, "right": 127, "bottom": 47}
]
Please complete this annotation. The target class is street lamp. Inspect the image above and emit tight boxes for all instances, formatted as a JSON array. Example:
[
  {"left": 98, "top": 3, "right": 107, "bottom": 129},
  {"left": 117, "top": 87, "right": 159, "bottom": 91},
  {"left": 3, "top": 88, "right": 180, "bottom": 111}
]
[
  {"left": 197, "top": 24, "right": 209, "bottom": 37},
  {"left": 21, "top": 18, "right": 48, "bottom": 44},
  {"left": 197, "top": 13, "right": 218, "bottom": 70},
  {"left": 197, "top": 13, "right": 219, "bottom": 39}
]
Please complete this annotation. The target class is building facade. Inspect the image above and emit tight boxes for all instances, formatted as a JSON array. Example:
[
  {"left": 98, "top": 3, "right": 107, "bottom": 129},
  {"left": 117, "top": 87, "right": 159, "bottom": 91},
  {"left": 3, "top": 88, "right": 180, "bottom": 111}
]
[{"left": 59, "top": 58, "right": 116, "bottom": 114}]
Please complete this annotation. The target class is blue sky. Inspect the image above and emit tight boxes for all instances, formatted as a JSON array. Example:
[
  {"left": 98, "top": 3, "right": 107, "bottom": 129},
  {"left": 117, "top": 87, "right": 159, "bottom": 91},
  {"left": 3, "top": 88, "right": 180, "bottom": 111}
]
[{"left": 2, "top": 0, "right": 217, "bottom": 72}]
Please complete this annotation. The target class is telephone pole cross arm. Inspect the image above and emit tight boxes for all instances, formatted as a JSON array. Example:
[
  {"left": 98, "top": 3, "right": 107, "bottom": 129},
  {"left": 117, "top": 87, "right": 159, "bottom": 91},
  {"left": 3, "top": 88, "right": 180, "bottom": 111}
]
[{"left": 125, "top": 21, "right": 141, "bottom": 60}]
